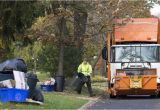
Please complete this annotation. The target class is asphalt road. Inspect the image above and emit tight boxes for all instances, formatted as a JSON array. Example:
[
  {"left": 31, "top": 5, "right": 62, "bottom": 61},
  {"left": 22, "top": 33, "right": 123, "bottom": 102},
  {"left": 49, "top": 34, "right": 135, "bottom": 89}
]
[{"left": 88, "top": 96, "right": 160, "bottom": 109}]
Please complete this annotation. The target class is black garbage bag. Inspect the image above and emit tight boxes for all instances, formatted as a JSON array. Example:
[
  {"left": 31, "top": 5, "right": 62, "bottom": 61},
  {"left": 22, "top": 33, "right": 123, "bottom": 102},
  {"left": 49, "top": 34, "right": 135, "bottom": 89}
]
[
  {"left": 0, "top": 72, "right": 14, "bottom": 81},
  {"left": 31, "top": 88, "right": 44, "bottom": 102},
  {"left": 0, "top": 58, "right": 27, "bottom": 73},
  {"left": 25, "top": 72, "right": 39, "bottom": 98},
  {"left": 25, "top": 72, "right": 43, "bottom": 102},
  {"left": 78, "top": 73, "right": 88, "bottom": 83},
  {"left": 70, "top": 76, "right": 81, "bottom": 91},
  {"left": 70, "top": 73, "right": 88, "bottom": 91}
]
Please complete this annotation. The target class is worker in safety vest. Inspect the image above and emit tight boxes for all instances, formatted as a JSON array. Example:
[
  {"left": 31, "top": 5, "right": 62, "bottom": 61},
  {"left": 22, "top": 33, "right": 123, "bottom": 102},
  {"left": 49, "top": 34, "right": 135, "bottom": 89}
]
[{"left": 77, "top": 58, "right": 95, "bottom": 97}]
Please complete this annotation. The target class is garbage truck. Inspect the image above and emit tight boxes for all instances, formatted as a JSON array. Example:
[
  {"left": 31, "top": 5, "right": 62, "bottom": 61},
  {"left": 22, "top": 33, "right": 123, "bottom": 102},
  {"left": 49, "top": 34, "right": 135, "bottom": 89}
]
[{"left": 102, "top": 18, "right": 160, "bottom": 98}]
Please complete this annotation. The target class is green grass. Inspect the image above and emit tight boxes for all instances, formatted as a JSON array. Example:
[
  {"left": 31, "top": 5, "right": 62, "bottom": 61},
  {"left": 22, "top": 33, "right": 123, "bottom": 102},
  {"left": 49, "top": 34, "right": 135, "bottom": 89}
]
[
  {"left": 0, "top": 73, "right": 106, "bottom": 109},
  {"left": 0, "top": 92, "right": 88, "bottom": 109},
  {"left": 35, "top": 73, "right": 107, "bottom": 97},
  {"left": 36, "top": 72, "right": 50, "bottom": 82}
]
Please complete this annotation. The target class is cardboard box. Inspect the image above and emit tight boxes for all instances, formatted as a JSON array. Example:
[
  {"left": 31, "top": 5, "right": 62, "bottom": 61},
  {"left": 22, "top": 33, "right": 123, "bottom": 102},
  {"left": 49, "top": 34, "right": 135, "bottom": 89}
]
[{"left": 0, "top": 79, "right": 15, "bottom": 88}]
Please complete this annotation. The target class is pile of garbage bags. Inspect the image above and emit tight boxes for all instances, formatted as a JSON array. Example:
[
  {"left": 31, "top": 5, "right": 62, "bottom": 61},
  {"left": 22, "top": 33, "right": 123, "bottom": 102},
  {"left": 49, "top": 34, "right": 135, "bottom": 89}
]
[{"left": 0, "top": 58, "right": 27, "bottom": 73}]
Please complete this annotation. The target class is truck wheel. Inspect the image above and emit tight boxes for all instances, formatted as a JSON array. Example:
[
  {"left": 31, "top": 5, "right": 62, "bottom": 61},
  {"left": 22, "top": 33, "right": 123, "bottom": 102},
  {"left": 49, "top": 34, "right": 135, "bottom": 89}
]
[
  {"left": 157, "top": 92, "right": 160, "bottom": 97},
  {"left": 118, "top": 95, "right": 127, "bottom": 98},
  {"left": 150, "top": 95, "right": 157, "bottom": 98},
  {"left": 109, "top": 94, "right": 116, "bottom": 98}
]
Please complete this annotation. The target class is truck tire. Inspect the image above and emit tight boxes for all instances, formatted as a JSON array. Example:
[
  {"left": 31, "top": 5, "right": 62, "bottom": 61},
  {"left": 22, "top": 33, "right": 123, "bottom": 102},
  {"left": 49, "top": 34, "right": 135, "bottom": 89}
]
[
  {"left": 157, "top": 91, "right": 160, "bottom": 97},
  {"left": 150, "top": 95, "right": 157, "bottom": 98},
  {"left": 118, "top": 95, "right": 127, "bottom": 98},
  {"left": 109, "top": 94, "right": 116, "bottom": 98},
  {"left": 32, "top": 88, "right": 44, "bottom": 102}
]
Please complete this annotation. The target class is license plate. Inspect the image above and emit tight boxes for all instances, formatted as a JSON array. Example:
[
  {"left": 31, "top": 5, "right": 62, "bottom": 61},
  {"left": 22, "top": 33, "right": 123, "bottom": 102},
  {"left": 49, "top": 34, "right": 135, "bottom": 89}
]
[{"left": 134, "top": 82, "right": 139, "bottom": 88}]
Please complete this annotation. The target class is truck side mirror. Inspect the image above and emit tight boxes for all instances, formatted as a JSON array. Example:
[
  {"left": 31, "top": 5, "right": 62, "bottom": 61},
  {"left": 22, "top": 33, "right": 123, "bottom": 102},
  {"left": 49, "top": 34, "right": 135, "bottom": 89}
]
[{"left": 102, "top": 46, "right": 108, "bottom": 60}]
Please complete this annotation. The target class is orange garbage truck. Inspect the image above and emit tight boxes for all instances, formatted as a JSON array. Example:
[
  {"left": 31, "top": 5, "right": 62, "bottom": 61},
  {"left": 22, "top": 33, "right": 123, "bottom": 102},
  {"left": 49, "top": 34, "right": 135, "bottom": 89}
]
[{"left": 102, "top": 18, "right": 160, "bottom": 98}]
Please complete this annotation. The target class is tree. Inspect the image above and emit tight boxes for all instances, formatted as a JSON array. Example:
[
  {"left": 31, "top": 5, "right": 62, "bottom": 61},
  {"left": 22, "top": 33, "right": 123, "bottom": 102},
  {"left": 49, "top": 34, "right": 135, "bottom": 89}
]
[
  {"left": 1, "top": 0, "right": 154, "bottom": 77},
  {"left": 0, "top": 1, "right": 45, "bottom": 52},
  {"left": 26, "top": 0, "right": 154, "bottom": 76},
  {"left": 86, "top": 0, "right": 151, "bottom": 36},
  {"left": 83, "top": 0, "right": 153, "bottom": 74},
  {"left": 27, "top": 1, "right": 89, "bottom": 77}
]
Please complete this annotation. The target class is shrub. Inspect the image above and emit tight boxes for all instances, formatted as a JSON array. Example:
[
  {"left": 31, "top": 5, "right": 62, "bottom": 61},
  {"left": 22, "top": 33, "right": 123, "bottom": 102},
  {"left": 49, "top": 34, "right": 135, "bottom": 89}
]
[{"left": 91, "top": 75, "right": 106, "bottom": 82}]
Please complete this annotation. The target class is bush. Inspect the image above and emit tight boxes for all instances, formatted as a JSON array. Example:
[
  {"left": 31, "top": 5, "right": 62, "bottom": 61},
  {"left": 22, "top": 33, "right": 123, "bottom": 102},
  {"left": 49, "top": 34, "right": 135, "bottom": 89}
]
[
  {"left": 64, "top": 46, "right": 83, "bottom": 77},
  {"left": 91, "top": 75, "right": 106, "bottom": 82}
]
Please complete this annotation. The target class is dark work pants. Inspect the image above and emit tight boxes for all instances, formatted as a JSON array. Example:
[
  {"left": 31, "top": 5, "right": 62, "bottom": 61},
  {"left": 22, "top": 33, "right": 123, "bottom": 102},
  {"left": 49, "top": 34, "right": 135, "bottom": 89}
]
[{"left": 77, "top": 76, "right": 93, "bottom": 96}]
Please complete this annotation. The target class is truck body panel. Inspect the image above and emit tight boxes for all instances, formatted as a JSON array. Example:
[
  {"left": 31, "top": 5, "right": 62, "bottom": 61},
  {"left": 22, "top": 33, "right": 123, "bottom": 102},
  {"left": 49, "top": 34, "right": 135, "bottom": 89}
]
[{"left": 114, "top": 18, "right": 159, "bottom": 43}]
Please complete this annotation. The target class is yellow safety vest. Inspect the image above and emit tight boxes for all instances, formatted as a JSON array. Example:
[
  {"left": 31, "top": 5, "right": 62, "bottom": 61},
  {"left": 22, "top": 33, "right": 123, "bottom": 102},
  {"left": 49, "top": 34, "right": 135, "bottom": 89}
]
[{"left": 77, "top": 62, "right": 92, "bottom": 76}]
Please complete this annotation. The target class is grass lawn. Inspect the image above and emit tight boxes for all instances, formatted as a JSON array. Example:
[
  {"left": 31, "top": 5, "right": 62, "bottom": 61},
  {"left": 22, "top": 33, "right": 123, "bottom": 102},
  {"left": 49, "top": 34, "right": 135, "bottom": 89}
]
[
  {"left": 0, "top": 92, "right": 88, "bottom": 109},
  {"left": 0, "top": 73, "right": 106, "bottom": 109},
  {"left": 36, "top": 72, "right": 50, "bottom": 82}
]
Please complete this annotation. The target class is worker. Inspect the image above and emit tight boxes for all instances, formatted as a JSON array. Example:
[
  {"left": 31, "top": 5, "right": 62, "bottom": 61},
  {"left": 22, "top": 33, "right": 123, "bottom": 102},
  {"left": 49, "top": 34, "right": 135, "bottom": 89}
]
[{"left": 77, "top": 58, "right": 95, "bottom": 97}]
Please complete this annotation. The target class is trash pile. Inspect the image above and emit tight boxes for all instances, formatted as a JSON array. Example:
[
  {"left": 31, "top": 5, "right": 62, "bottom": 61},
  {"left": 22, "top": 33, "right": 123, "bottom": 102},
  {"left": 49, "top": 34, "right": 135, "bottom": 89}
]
[
  {"left": 43, "top": 78, "right": 55, "bottom": 85},
  {"left": 40, "top": 78, "right": 55, "bottom": 92},
  {"left": 0, "top": 71, "right": 28, "bottom": 89},
  {"left": 0, "top": 79, "right": 15, "bottom": 88},
  {"left": 0, "top": 58, "right": 44, "bottom": 104},
  {"left": 0, "top": 71, "right": 29, "bottom": 103}
]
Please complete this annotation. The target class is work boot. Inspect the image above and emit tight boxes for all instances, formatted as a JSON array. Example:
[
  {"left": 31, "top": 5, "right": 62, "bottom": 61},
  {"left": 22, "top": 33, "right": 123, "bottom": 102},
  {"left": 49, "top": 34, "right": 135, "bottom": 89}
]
[{"left": 77, "top": 90, "right": 81, "bottom": 94}]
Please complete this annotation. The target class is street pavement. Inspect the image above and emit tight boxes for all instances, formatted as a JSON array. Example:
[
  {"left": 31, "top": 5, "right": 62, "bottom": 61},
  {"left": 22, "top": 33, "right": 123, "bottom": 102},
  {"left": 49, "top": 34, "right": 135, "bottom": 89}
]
[{"left": 88, "top": 96, "right": 160, "bottom": 109}]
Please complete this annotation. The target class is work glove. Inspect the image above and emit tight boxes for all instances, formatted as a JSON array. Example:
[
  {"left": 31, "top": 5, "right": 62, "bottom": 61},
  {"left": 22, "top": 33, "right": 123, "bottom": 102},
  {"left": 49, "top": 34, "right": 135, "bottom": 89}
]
[{"left": 78, "top": 72, "right": 83, "bottom": 78}]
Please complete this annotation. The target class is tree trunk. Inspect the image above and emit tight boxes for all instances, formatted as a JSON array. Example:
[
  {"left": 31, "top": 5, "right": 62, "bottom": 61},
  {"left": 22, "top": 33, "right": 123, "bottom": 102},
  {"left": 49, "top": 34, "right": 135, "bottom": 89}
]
[
  {"left": 56, "top": 15, "right": 68, "bottom": 76},
  {"left": 56, "top": 41, "right": 65, "bottom": 92},
  {"left": 57, "top": 43, "right": 64, "bottom": 76},
  {"left": 92, "top": 50, "right": 102, "bottom": 76},
  {"left": 73, "top": 10, "right": 88, "bottom": 67},
  {"left": 74, "top": 10, "right": 87, "bottom": 48}
]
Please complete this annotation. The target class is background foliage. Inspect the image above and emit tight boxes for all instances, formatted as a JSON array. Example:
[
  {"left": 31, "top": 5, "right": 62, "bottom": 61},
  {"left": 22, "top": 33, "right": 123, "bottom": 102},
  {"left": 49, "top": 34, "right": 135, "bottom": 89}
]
[{"left": 0, "top": 0, "right": 156, "bottom": 77}]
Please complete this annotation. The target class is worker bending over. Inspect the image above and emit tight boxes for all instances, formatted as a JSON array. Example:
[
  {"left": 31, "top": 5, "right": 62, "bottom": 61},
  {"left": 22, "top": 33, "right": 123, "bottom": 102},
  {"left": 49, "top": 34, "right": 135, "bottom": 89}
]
[{"left": 77, "top": 58, "right": 95, "bottom": 97}]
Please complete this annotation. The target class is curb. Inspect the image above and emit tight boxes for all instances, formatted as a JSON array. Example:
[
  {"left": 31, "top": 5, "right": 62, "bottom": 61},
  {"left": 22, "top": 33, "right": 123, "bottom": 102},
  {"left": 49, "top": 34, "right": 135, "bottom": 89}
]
[{"left": 77, "top": 96, "right": 101, "bottom": 110}]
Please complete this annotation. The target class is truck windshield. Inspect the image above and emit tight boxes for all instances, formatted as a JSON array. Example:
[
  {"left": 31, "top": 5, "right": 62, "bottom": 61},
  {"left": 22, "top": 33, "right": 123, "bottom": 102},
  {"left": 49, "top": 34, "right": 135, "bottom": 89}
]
[{"left": 111, "top": 46, "right": 160, "bottom": 62}]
